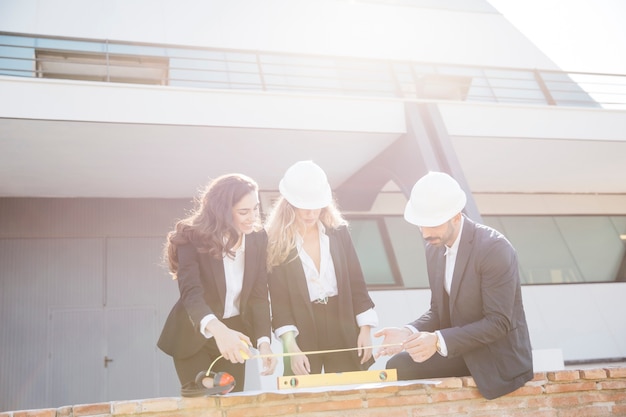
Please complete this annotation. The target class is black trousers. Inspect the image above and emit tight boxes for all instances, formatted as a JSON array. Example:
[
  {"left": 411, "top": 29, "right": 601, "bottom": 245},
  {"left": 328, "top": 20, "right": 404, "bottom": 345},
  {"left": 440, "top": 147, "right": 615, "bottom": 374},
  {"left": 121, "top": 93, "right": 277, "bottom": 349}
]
[
  {"left": 285, "top": 296, "right": 359, "bottom": 375},
  {"left": 173, "top": 315, "right": 247, "bottom": 392},
  {"left": 386, "top": 350, "right": 470, "bottom": 381}
]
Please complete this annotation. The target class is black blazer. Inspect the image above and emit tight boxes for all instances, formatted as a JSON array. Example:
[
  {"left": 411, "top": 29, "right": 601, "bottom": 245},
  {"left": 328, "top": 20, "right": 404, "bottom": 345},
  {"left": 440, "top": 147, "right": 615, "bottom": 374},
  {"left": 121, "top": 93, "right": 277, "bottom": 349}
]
[
  {"left": 268, "top": 225, "right": 375, "bottom": 370},
  {"left": 411, "top": 216, "right": 533, "bottom": 399},
  {"left": 158, "top": 230, "right": 272, "bottom": 359}
]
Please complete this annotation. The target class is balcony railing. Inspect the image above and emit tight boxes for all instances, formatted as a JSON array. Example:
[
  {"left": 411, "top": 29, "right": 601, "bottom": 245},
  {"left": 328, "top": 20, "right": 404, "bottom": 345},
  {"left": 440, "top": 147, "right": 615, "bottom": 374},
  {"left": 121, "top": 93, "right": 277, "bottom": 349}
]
[{"left": 2, "top": 31, "right": 626, "bottom": 109}]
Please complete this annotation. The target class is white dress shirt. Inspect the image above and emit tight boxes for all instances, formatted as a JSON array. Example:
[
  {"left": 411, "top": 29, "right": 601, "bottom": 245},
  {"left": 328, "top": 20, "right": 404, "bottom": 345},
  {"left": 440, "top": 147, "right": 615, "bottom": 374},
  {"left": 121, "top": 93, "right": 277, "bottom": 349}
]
[
  {"left": 200, "top": 235, "right": 270, "bottom": 348},
  {"left": 275, "top": 222, "right": 378, "bottom": 339},
  {"left": 407, "top": 216, "right": 465, "bottom": 356}
]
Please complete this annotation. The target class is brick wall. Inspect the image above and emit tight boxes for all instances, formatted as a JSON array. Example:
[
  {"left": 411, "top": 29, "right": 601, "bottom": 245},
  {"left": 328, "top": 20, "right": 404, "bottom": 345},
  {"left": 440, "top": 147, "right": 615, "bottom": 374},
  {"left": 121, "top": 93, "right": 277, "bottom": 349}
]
[{"left": 3, "top": 367, "right": 626, "bottom": 417}]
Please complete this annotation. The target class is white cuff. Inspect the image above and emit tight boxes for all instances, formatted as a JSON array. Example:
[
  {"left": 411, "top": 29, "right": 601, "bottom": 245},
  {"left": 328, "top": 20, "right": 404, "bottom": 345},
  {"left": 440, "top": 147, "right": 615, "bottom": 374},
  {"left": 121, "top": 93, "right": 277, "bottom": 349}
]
[
  {"left": 200, "top": 314, "right": 218, "bottom": 339},
  {"left": 256, "top": 336, "right": 271, "bottom": 349},
  {"left": 274, "top": 324, "right": 298, "bottom": 339},
  {"left": 405, "top": 324, "right": 418, "bottom": 334},
  {"left": 356, "top": 308, "right": 379, "bottom": 328}
]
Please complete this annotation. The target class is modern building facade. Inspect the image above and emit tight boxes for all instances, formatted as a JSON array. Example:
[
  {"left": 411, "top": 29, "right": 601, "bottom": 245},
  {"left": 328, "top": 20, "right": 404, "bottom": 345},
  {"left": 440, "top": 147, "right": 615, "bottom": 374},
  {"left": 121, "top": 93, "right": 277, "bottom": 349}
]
[{"left": 1, "top": 0, "right": 625, "bottom": 412}]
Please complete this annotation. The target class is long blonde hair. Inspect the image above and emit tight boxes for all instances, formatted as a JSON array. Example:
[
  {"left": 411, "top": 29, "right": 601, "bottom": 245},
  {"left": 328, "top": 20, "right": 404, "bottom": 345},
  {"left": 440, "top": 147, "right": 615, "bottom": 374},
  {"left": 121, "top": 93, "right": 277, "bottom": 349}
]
[{"left": 265, "top": 195, "right": 347, "bottom": 272}]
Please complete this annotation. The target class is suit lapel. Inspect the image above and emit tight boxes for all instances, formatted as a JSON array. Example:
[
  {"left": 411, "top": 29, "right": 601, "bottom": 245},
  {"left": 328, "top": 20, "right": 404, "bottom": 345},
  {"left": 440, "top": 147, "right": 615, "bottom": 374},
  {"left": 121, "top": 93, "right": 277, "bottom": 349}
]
[
  {"left": 433, "top": 248, "right": 447, "bottom": 316},
  {"left": 449, "top": 217, "right": 474, "bottom": 310},
  {"left": 327, "top": 229, "right": 342, "bottom": 284},
  {"left": 240, "top": 233, "right": 254, "bottom": 307},
  {"left": 290, "top": 248, "right": 314, "bottom": 317},
  {"left": 209, "top": 253, "right": 227, "bottom": 307}
]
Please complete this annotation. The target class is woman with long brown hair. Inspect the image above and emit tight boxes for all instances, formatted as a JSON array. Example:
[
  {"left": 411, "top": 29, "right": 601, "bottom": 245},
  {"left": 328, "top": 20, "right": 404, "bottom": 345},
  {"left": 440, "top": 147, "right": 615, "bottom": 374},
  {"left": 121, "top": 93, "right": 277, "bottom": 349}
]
[{"left": 158, "top": 173, "right": 276, "bottom": 396}]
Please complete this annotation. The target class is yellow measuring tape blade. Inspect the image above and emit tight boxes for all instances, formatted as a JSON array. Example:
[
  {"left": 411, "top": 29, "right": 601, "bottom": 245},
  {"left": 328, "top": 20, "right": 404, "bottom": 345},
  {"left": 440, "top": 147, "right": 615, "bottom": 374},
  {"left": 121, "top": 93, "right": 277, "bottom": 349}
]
[{"left": 277, "top": 369, "right": 397, "bottom": 390}]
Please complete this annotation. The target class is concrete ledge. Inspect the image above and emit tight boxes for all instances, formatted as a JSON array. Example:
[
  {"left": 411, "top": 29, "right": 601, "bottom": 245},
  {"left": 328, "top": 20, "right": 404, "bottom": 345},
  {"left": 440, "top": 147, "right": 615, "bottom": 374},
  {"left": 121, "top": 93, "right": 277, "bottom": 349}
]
[{"left": 2, "top": 367, "right": 625, "bottom": 417}]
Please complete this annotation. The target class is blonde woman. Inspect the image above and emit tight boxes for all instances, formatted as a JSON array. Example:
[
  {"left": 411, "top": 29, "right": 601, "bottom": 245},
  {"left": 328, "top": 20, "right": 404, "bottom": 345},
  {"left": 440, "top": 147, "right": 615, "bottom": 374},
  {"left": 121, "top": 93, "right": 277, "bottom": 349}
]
[{"left": 265, "top": 161, "right": 378, "bottom": 375}]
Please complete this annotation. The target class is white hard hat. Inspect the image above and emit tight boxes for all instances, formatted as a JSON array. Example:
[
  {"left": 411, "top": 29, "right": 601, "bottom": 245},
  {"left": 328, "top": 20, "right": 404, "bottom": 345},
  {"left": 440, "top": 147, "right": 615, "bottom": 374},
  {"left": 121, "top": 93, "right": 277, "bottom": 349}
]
[
  {"left": 279, "top": 161, "right": 332, "bottom": 209},
  {"left": 404, "top": 171, "right": 467, "bottom": 227}
]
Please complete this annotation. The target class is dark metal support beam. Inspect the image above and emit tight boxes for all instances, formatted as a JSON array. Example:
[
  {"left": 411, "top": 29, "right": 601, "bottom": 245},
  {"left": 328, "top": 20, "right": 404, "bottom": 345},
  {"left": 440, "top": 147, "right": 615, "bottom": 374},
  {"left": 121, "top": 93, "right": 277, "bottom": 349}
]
[{"left": 335, "top": 103, "right": 483, "bottom": 224}]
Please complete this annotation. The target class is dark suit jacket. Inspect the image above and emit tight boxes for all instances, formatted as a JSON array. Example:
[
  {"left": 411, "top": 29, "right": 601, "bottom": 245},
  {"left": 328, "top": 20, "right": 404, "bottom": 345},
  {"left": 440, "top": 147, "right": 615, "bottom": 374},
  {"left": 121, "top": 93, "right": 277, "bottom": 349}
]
[
  {"left": 268, "top": 225, "right": 375, "bottom": 370},
  {"left": 158, "top": 230, "right": 272, "bottom": 359},
  {"left": 411, "top": 216, "right": 533, "bottom": 399}
]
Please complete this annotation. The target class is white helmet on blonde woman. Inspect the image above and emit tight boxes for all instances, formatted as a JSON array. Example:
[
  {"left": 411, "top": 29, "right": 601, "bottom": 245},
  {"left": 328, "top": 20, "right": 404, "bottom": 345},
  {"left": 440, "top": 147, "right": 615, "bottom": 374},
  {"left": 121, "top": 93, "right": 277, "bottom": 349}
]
[
  {"left": 279, "top": 160, "right": 332, "bottom": 209},
  {"left": 404, "top": 171, "right": 467, "bottom": 227}
]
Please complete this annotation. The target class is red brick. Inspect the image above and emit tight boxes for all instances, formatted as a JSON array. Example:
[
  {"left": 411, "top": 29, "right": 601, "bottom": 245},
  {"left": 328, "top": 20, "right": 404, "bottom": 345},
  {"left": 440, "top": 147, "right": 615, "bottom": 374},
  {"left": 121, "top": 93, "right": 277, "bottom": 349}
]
[
  {"left": 353, "top": 410, "right": 411, "bottom": 417},
  {"left": 55, "top": 406, "right": 72, "bottom": 417},
  {"left": 362, "top": 384, "right": 401, "bottom": 396},
  {"left": 598, "top": 380, "right": 626, "bottom": 390},
  {"left": 367, "top": 393, "right": 430, "bottom": 408},
  {"left": 3, "top": 365, "right": 626, "bottom": 417},
  {"left": 410, "top": 402, "right": 469, "bottom": 416},
  {"left": 517, "top": 411, "right": 558, "bottom": 417},
  {"left": 139, "top": 397, "right": 179, "bottom": 413},
  {"left": 524, "top": 395, "right": 562, "bottom": 409},
  {"left": 180, "top": 409, "right": 223, "bottom": 417},
  {"left": 325, "top": 389, "right": 363, "bottom": 400},
  {"left": 462, "top": 376, "right": 477, "bottom": 388},
  {"left": 254, "top": 391, "right": 290, "bottom": 403},
  {"left": 431, "top": 389, "right": 482, "bottom": 402},
  {"left": 13, "top": 410, "right": 56, "bottom": 417},
  {"left": 225, "top": 403, "right": 297, "bottom": 417},
  {"left": 73, "top": 403, "right": 111, "bottom": 417},
  {"left": 578, "top": 391, "right": 626, "bottom": 404},
  {"left": 217, "top": 394, "right": 256, "bottom": 407},
  {"left": 580, "top": 368, "right": 607, "bottom": 380},
  {"left": 285, "top": 390, "right": 320, "bottom": 400},
  {"left": 111, "top": 400, "right": 140, "bottom": 415},
  {"left": 433, "top": 377, "right": 463, "bottom": 389},
  {"left": 178, "top": 396, "right": 219, "bottom": 409},
  {"left": 547, "top": 370, "right": 580, "bottom": 382},
  {"left": 503, "top": 384, "right": 544, "bottom": 397},
  {"left": 544, "top": 381, "right": 596, "bottom": 394},
  {"left": 606, "top": 367, "right": 626, "bottom": 378},
  {"left": 550, "top": 395, "right": 584, "bottom": 408},
  {"left": 469, "top": 410, "right": 556, "bottom": 417},
  {"left": 395, "top": 384, "right": 429, "bottom": 396},
  {"left": 463, "top": 397, "right": 515, "bottom": 412},
  {"left": 297, "top": 398, "right": 363, "bottom": 413},
  {"left": 556, "top": 405, "right": 613, "bottom": 417}
]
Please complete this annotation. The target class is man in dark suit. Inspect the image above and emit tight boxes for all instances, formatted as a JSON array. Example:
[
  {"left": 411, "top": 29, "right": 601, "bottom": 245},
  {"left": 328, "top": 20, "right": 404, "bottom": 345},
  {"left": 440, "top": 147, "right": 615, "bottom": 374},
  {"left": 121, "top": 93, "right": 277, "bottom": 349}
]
[{"left": 375, "top": 171, "right": 533, "bottom": 400}]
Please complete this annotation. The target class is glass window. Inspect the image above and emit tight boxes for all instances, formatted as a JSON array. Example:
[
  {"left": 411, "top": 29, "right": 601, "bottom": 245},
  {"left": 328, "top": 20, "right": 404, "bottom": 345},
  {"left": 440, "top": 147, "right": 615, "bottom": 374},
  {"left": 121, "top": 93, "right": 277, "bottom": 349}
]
[
  {"left": 347, "top": 216, "right": 429, "bottom": 289},
  {"left": 483, "top": 216, "right": 626, "bottom": 284},
  {"left": 384, "top": 216, "right": 429, "bottom": 288},
  {"left": 0, "top": 35, "right": 36, "bottom": 77},
  {"left": 349, "top": 214, "right": 625, "bottom": 288},
  {"left": 35, "top": 50, "right": 169, "bottom": 85},
  {"left": 348, "top": 218, "right": 399, "bottom": 286}
]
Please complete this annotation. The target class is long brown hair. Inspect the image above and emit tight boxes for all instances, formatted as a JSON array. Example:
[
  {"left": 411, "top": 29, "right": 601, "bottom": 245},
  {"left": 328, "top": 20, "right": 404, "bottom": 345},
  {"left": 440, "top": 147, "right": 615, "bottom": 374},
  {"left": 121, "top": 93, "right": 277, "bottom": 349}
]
[{"left": 165, "top": 173, "right": 260, "bottom": 278}]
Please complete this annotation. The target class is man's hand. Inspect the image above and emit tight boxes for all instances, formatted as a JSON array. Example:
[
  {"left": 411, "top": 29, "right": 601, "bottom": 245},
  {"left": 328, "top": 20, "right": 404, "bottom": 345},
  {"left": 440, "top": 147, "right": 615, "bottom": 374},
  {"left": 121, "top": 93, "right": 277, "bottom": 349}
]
[
  {"left": 373, "top": 327, "right": 411, "bottom": 358},
  {"left": 403, "top": 331, "right": 438, "bottom": 363}
]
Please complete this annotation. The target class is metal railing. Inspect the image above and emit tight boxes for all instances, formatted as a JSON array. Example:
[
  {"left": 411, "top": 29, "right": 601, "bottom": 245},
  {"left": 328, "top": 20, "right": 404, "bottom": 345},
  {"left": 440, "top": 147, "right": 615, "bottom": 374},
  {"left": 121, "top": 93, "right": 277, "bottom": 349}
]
[{"left": 2, "top": 32, "right": 626, "bottom": 109}]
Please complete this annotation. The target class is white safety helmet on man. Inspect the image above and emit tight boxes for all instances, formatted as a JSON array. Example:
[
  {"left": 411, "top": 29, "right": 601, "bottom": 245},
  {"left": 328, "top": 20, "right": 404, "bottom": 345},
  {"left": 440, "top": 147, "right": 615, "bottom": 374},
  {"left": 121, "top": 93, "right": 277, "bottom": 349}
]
[
  {"left": 279, "top": 160, "right": 332, "bottom": 210},
  {"left": 404, "top": 171, "right": 467, "bottom": 227}
]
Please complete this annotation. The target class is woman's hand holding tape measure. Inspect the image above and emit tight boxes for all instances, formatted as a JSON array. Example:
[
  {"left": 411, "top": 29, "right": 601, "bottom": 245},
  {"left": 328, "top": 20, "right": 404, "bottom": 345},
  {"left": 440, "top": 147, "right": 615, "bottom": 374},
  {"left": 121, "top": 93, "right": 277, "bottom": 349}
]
[{"left": 204, "top": 318, "right": 252, "bottom": 363}]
